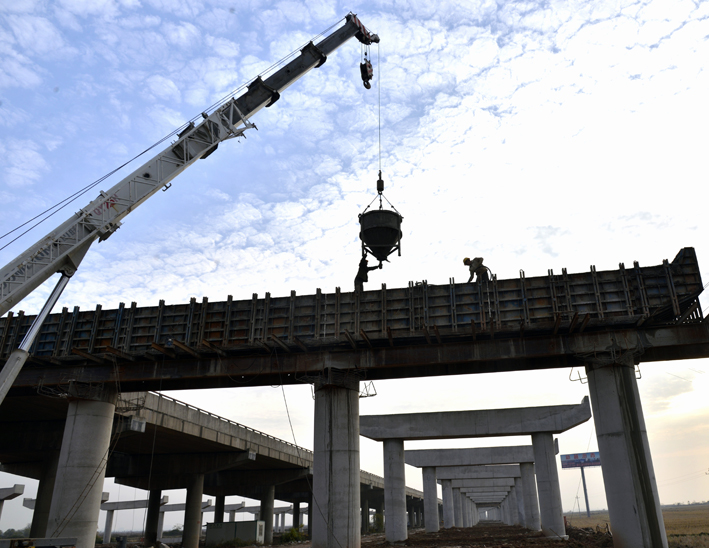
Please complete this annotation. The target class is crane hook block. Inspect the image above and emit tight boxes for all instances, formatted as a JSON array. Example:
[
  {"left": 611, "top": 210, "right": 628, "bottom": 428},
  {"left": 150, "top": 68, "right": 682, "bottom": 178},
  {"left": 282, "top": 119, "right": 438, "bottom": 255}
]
[{"left": 360, "top": 59, "right": 373, "bottom": 89}]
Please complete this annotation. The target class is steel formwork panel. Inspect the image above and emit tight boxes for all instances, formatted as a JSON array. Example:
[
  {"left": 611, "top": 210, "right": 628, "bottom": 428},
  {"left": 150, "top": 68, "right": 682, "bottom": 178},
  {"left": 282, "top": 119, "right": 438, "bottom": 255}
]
[{"left": 0, "top": 248, "right": 703, "bottom": 360}]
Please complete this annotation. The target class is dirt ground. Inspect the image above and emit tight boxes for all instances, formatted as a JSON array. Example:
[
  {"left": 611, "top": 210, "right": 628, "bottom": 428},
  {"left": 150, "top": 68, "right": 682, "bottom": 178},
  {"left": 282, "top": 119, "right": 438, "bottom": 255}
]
[{"left": 359, "top": 523, "right": 614, "bottom": 548}]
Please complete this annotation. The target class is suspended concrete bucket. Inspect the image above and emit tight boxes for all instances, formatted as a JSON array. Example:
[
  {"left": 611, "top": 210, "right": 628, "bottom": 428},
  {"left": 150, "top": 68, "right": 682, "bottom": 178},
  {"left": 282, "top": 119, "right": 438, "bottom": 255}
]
[{"left": 359, "top": 209, "right": 403, "bottom": 262}]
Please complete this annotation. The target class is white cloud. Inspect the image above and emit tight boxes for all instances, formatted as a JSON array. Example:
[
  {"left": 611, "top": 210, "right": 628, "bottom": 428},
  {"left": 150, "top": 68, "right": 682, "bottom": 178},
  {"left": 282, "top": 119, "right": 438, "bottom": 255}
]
[
  {"left": 146, "top": 74, "right": 181, "bottom": 103},
  {"left": 5, "top": 14, "right": 74, "bottom": 57},
  {"left": 0, "top": 139, "right": 49, "bottom": 188}
]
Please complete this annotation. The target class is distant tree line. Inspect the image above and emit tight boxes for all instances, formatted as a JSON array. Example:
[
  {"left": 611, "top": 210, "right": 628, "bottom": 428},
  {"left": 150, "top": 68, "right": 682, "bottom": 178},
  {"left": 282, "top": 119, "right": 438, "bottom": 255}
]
[{"left": 0, "top": 525, "right": 31, "bottom": 538}]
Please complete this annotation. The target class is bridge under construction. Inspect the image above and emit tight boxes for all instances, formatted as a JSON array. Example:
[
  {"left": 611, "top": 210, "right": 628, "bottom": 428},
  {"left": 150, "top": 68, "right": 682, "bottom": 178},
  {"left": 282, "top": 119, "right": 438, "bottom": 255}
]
[{"left": 1, "top": 247, "right": 708, "bottom": 548}]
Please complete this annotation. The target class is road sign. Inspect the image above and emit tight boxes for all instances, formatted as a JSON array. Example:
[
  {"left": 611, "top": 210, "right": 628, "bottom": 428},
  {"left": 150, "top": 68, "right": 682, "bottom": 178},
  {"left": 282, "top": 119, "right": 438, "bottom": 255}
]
[{"left": 560, "top": 452, "right": 601, "bottom": 469}]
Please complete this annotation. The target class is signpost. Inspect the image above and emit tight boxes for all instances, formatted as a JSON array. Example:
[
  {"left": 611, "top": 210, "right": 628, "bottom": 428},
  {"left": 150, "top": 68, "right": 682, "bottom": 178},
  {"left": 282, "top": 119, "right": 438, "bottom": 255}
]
[{"left": 561, "top": 452, "right": 601, "bottom": 517}]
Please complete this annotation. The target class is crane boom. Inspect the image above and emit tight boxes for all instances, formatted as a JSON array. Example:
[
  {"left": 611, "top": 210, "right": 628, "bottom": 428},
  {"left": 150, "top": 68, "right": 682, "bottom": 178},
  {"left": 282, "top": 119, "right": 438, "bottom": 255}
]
[{"left": 0, "top": 13, "right": 379, "bottom": 318}]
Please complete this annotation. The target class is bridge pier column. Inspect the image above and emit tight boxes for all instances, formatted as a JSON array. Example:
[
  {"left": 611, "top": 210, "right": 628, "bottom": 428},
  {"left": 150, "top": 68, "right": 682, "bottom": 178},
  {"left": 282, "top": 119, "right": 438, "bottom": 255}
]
[
  {"left": 508, "top": 487, "right": 519, "bottom": 525},
  {"left": 157, "top": 511, "right": 165, "bottom": 540},
  {"left": 293, "top": 502, "right": 300, "bottom": 530},
  {"left": 519, "top": 463, "right": 540, "bottom": 530},
  {"left": 513, "top": 478, "right": 525, "bottom": 527},
  {"left": 47, "top": 383, "right": 117, "bottom": 548},
  {"left": 31, "top": 450, "right": 59, "bottom": 537},
  {"left": 214, "top": 495, "right": 225, "bottom": 524},
  {"left": 307, "top": 497, "right": 312, "bottom": 533},
  {"left": 260, "top": 484, "right": 275, "bottom": 544},
  {"left": 453, "top": 487, "right": 462, "bottom": 527},
  {"left": 360, "top": 494, "right": 369, "bottom": 533},
  {"left": 103, "top": 510, "right": 114, "bottom": 544},
  {"left": 144, "top": 489, "right": 162, "bottom": 546},
  {"left": 471, "top": 501, "right": 478, "bottom": 525},
  {"left": 531, "top": 432, "right": 566, "bottom": 538},
  {"left": 183, "top": 473, "right": 204, "bottom": 548},
  {"left": 311, "top": 372, "right": 360, "bottom": 548},
  {"left": 383, "top": 438, "right": 407, "bottom": 542},
  {"left": 586, "top": 362, "right": 668, "bottom": 548},
  {"left": 441, "top": 479, "right": 454, "bottom": 528}
]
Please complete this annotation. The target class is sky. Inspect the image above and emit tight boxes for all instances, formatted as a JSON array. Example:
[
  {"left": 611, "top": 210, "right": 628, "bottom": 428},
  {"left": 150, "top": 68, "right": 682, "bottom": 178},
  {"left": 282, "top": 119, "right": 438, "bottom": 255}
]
[{"left": 1, "top": 0, "right": 709, "bottom": 535}]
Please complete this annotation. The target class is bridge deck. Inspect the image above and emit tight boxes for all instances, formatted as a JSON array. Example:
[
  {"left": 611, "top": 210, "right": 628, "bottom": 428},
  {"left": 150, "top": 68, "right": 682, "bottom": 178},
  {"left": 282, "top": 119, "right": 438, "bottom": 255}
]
[
  {"left": 0, "top": 249, "right": 702, "bottom": 357},
  {"left": 0, "top": 248, "right": 706, "bottom": 392}
]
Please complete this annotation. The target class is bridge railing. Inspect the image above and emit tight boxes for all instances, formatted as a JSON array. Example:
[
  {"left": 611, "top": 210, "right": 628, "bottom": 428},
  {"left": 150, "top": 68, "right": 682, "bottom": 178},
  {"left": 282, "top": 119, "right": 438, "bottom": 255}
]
[{"left": 127, "top": 391, "right": 314, "bottom": 459}]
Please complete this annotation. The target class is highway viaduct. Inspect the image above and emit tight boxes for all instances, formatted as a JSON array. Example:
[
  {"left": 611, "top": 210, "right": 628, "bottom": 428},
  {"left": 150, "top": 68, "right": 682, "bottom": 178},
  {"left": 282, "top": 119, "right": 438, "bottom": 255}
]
[
  {"left": 0, "top": 391, "right": 425, "bottom": 544},
  {"left": 0, "top": 248, "right": 707, "bottom": 548}
]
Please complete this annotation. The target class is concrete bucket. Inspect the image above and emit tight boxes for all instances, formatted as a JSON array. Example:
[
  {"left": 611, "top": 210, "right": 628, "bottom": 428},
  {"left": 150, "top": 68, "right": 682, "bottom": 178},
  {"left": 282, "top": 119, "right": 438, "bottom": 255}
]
[{"left": 359, "top": 209, "right": 403, "bottom": 262}]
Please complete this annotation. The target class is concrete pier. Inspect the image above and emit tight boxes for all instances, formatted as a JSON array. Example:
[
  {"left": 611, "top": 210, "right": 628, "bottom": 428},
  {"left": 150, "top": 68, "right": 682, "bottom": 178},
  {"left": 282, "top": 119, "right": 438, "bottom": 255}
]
[
  {"left": 513, "top": 477, "right": 525, "bottom": 526},
  {"left": 183, "top": 474, "right": 205, "bottom": 548},
  {"left": 441, "top": 479, "right": 454, "bottom": 527},
  {"left": 422, "top": 467, "right": 439, "bottom": 532},
  {"left": 408, "top": 451, "right": 539, "bottom": 531},
  {"left": 383, "top": 439, "right": 407, "bottom": 541},
  {"left": 586, "top": 362, "right": 668, "bottom": 548},
  {"left": 531, "top": 432, "right": 566, "bottom": 538},
  {"left": 46, "top": 383, "right": 117, "bottom": 548},
  {"left": 312, "top": 372, "right": 360, "bottom": 548},
  {"left": 453, "top": 488, "right": 462, "bottom": 526},
  {"left": 214, "top": 495, "right": 225, "bottom": 523},
  {"left": 144, "top": 489, "right": 162, "bottom": 546},
  {"left": 519, "top": 463, "right": 540, "bottom": 530},
  {"left": 261, "top": 484, "right": 275, "bottom": 544},
  {"left": 30, "top": 451, "right": 59, "bottom": 537}
]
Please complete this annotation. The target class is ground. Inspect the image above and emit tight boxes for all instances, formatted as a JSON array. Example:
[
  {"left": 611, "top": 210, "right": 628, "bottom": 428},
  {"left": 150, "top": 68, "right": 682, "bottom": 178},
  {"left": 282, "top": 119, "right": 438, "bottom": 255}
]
[{"left": 359, "top": 524, "right": 613, "bottom": 548}]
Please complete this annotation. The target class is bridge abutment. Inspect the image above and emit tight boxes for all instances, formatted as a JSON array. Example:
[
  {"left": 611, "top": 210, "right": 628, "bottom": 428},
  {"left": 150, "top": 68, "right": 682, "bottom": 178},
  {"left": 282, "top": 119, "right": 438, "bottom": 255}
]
[
  {"left": 311, "top": 373, "right": 360, "bottom": 548},
  {"left": 47, "top": 383, "right": 116, "bottom": 548},
  {"left": 586, "top": 362, "right": 668, "bottom": 548}
]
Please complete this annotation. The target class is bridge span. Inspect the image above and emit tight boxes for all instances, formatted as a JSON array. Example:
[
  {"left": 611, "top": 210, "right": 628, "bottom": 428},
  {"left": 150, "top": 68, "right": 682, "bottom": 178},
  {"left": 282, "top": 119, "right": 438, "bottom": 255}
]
[{"left": 0, "top": 248, "right": 707, "bottom": 548}]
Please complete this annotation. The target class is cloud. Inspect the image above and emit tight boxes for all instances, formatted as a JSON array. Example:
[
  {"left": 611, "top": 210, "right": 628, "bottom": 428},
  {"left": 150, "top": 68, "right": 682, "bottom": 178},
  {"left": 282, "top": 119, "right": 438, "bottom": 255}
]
[
  {"left": 146, "top": 74, "right": 181, "bottom": 103},
  {"left": 0, "top": 139, "right": 49, "bottom": 188},
  {"left": 57, "top": 0, "right": 122, "bottom": 18},
  {"left": 5, "top": 14, "right": 75, "bottom": 56}
]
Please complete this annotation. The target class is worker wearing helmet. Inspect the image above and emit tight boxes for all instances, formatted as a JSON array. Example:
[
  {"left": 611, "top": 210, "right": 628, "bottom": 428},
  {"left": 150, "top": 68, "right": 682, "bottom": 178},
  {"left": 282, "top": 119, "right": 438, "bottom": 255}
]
[
  {"left": 355, "top": 256, "right": 382, "bottom": 292},
  {"left": 464, "top": 257, "right": 490, "bottom": 283}
]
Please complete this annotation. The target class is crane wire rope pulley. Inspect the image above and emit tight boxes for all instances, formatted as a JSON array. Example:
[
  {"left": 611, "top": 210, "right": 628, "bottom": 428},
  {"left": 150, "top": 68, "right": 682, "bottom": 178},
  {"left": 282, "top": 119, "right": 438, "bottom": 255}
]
[{"left": 358, "top": 41, "right": 403, "bottom": 266}]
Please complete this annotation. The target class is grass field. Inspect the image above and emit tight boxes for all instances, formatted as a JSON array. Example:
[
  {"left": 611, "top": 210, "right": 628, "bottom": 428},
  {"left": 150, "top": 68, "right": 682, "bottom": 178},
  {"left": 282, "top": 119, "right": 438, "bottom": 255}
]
[{"left": 565, "top": 504, "right": 709, "bottom": 546}]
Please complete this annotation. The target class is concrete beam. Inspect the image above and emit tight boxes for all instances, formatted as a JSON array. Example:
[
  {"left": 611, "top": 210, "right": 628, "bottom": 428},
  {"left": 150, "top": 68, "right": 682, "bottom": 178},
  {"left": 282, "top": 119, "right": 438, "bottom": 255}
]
[
  {"left": 11, "top": 324, "right": 708, "bottom": 393},
  {"left": 101, "top": 496, "right": 168, "bottom": 511},
  {"left": 406, "top": 446, "right": 534, "bottom": 467},
  {"left": 361, "top": 398, "right": 590, "bottom": 441},
  {"left": 454, "top": 478, "right": 515, "bottom": 488},
  {"left": 0, "top": 484, "right": 24, "bottom": 500},
  {"left": 434, "top": 465, "right": 521, "bottom": 479}
]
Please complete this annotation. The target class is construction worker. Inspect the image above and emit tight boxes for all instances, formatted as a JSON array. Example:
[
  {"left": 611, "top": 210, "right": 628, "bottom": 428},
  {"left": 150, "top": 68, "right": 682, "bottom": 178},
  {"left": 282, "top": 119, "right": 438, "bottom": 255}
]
[
  {"left": 464, "top": 257, "right": 490, "bottom": 283},
  {"left": 355, "top": 256, "right": 381, "bottom": 292}
]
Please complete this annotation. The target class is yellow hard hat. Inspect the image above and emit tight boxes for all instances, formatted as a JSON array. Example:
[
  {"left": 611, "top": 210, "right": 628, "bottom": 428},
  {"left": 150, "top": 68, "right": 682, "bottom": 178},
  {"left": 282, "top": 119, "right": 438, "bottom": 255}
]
[{"left": 463, "top": 257, "right": 470, "bottom": 264}]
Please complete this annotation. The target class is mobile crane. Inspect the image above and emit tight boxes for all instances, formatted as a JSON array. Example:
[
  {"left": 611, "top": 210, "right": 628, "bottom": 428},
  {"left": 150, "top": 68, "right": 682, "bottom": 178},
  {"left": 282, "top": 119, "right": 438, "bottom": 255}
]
[{"left": 0, "top": 13, "right": 379, "bottom": 405}]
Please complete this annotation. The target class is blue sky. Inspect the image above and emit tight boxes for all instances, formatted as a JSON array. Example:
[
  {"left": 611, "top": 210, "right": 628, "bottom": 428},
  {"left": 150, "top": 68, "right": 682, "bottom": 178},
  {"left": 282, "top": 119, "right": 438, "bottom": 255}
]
[{"left": 1, "top": 0, "right": 708, "bottom": 533}]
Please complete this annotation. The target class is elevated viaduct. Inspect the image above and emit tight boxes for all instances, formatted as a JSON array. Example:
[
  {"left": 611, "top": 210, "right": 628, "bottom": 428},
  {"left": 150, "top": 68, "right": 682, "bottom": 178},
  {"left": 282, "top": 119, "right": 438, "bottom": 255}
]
[{"left": 1, "top": 247, "right": 707, "bottom": 548}]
